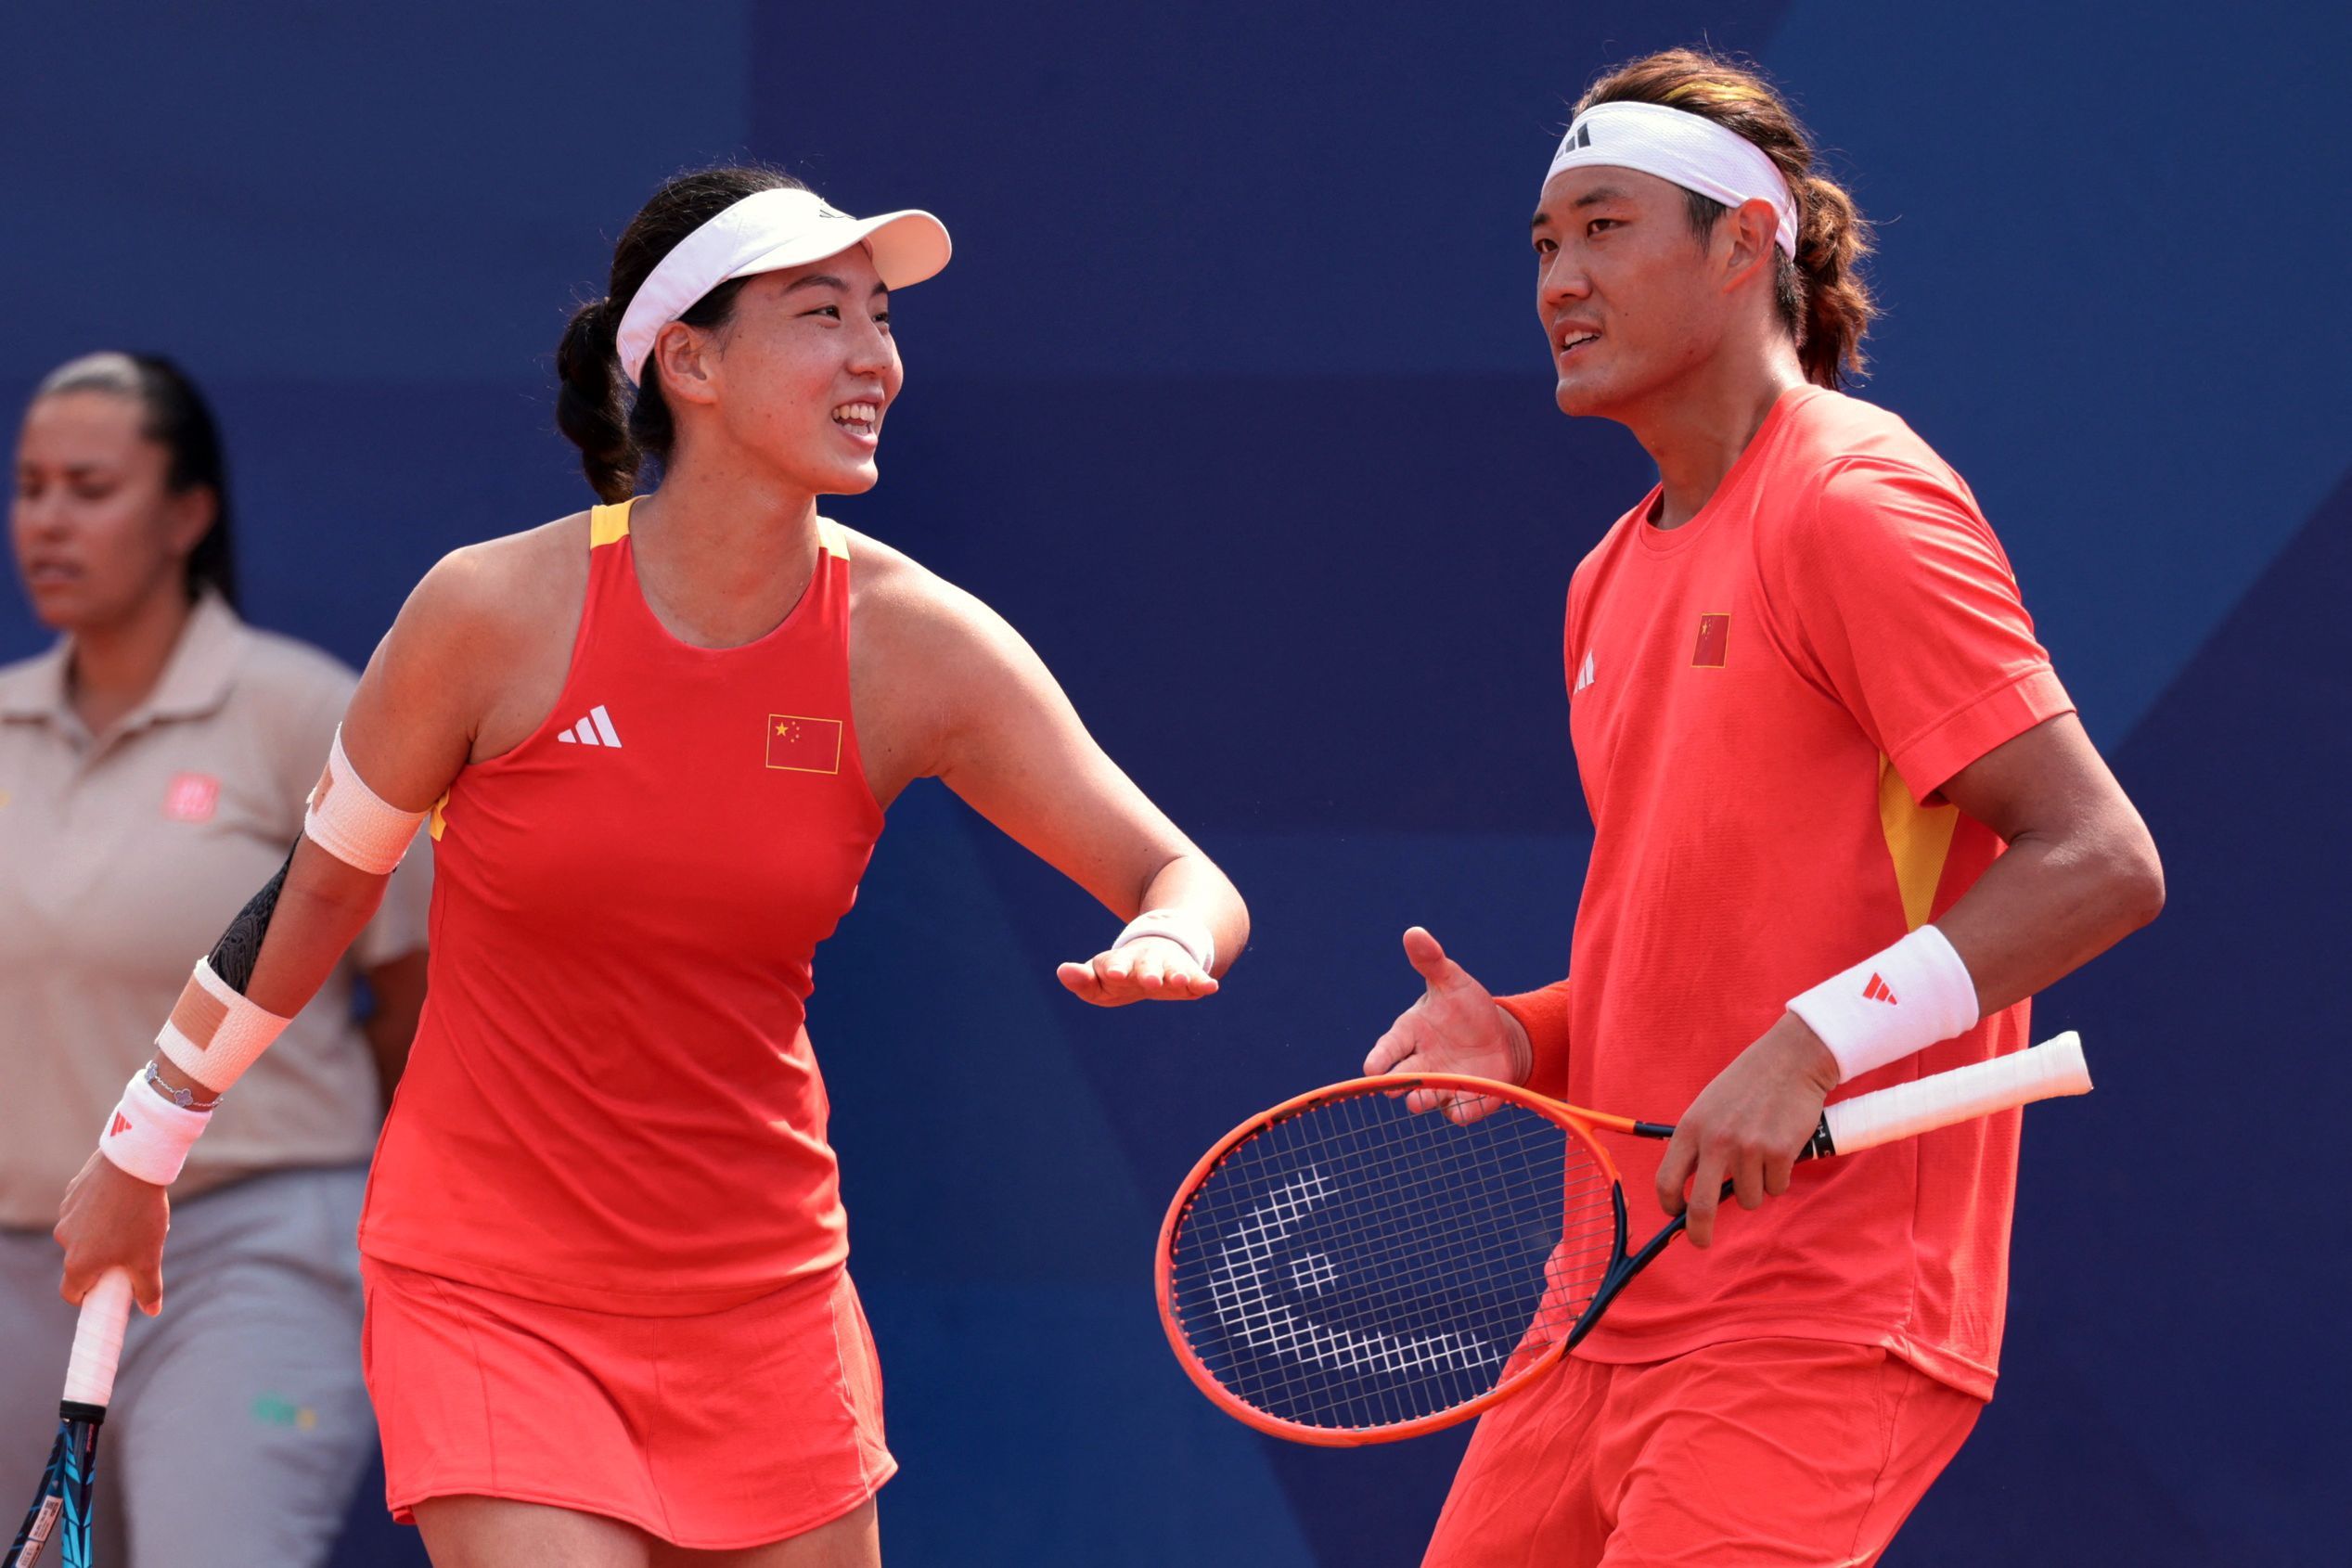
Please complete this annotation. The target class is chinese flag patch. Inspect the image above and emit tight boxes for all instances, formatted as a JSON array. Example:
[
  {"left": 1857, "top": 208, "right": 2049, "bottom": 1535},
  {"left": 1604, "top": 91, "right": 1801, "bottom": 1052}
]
[
  {"left": 765, "top": 714, "right": 844, "bottom": 775},
  {"left": 164, "top": 772, "right": 220, "bottom": 822},
  {"left": 1691, "top": 613, "right": 1731, "bottom": 668}
]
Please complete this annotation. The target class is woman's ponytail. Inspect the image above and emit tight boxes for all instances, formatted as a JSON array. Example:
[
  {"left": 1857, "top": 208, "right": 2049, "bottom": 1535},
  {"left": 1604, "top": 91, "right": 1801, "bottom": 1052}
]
[{"left": 554, "top": 297, "right": 638, "bottom": 504}]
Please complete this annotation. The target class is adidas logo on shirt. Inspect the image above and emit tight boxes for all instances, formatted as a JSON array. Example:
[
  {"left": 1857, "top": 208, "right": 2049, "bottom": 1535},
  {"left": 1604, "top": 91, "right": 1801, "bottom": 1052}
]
[
  {"left": 556, "top": 704, "right": 623, "bottom": 749},
  {"left": 1574, "top": 649, "right": 1597, "bottom": 694}
]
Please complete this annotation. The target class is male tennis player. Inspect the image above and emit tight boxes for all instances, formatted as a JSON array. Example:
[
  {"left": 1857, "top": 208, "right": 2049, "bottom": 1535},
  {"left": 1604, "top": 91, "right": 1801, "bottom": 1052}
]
[{"left": 1364, "top": 49, "right": 2163, "bottom": 1564}]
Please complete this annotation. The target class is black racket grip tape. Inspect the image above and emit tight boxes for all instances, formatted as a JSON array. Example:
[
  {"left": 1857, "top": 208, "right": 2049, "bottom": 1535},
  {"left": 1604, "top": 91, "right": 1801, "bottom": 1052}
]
[{"left": 1802, "top": 1114, "right": 1837, "bottom": 1160}]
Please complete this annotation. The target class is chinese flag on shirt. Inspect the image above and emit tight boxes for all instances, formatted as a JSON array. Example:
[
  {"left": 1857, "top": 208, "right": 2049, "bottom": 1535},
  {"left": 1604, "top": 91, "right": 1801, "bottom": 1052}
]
[{"left": 765, "top": 714, "right": 843, "bottom": 774}]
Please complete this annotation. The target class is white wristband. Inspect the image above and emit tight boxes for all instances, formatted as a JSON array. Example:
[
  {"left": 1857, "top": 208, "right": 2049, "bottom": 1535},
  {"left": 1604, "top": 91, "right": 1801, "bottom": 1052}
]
[
  {"left": 156, "top": 958, "right": 291, "bottom": 1093},
  {"left": 1787, "top": 924, "right": 1980, "bottom": 1084},
  {"left": 96, "top": 1072, "right": 212, "bottom": 1187},
  {"left": 1114, "top": 909, "right": 1215, "bottom": 973},
  {"left": 303, "top": 725, "right": 425, "bottom": 874}
]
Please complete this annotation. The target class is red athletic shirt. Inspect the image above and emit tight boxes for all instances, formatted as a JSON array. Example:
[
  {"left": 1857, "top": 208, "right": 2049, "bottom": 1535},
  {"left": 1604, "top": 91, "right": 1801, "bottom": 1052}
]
[
  {"left": 1499, "top": 387, "right": 2074, "bottom": 1397},
  {"left": 359, "top": 500, "right": 884, "bottom": 1313}
]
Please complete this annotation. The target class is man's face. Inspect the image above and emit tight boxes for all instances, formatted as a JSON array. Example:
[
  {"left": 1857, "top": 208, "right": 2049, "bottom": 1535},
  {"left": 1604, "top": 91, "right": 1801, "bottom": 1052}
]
[{"left": 1532, "top": 165, "right": 1735, "bottom": 421}]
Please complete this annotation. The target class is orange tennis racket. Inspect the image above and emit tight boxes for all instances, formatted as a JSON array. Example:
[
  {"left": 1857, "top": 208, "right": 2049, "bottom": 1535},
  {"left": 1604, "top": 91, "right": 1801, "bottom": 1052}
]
[{"left": 1157, "top": 1033, "right": 2091, "bottom": 1446}]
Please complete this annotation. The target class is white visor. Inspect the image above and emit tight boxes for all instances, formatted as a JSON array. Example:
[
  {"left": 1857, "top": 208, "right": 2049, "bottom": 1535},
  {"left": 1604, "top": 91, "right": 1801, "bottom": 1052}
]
[
  {"left": 1546, "top": 101, "right": 1798, "bottom": 258},
  {"left": 615, "top": 186, "right": 952, "bottom": 386}
]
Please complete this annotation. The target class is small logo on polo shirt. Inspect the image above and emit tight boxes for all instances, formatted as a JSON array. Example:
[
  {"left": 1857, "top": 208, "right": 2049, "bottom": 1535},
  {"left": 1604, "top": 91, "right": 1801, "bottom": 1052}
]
[
  {"left": 1574, "top": 649, "right": 1597, "bottom": 694},
  {"left": 164, "top": 772, "right": 219, "bottom": 822},
  {"left": 1862, "top": 972, "right": 1899, "bottom": 1005},
  {"left": 555, "top": 705, "right": 623, "bottom": 749}
]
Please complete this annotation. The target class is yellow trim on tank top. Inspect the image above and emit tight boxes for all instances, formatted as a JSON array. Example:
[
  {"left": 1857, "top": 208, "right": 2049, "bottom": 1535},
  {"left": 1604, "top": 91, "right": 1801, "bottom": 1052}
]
[
  {"left": 427, "top": 790, "right": 449, "bottom": 842},
  {"left": 1878, "top": 754, "right": 1959, "bottom": 932},
  {"left": 589, "top": 498, "right": 636, "bottom": 548},
  {"left": 594, "top": 500, "right": 844, "bottom": 559}
]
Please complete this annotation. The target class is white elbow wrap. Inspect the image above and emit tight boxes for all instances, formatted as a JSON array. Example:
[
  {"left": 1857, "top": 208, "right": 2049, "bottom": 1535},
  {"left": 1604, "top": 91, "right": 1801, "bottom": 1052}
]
[
  {"left": 303, "top": 726, "right": 425, "bottom": 874},
  {"left": 1113, "top": 908, "right": 1215, "bottom": 973},
  {"left": 1788, "top": 924, "right": 1980, "bottom": 1083},
  {"left": 156, "top": 958, "right": 292, "bottom": 1093},
  {"left": 97, "top": 1072, "right": 213, "bottom": 1187}
]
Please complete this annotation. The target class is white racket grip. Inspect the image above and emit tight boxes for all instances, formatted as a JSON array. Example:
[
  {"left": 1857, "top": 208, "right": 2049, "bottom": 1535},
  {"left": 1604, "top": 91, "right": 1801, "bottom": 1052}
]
[
  {"left": 1822, "top": 1033, "right": 2091, "bottom": 1155},
  {"left": 62, "top": 1270, "right": 134, "bottom": 1407}
]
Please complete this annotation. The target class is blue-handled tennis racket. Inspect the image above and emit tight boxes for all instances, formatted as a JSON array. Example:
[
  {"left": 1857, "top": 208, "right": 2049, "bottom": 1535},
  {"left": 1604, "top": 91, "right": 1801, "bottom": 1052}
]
[{"left": 6, "top": 1271, "right": 131, "bottom": 1567}]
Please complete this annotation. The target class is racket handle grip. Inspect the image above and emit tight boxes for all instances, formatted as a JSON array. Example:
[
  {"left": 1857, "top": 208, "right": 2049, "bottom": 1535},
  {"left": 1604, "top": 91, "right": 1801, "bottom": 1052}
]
[
  {"left": 1817, "top": 1032, "right": 2092, "bottom": 1156},
  {"left": 63, "top": 1269, "right": 134, "bottom": 1408}
]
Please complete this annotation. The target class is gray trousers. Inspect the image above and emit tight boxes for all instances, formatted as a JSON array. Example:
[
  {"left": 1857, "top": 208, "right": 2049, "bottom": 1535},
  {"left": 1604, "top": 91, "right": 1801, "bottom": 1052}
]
[{"left": 0, "top": 1165, "right": 374, "bottom": 1568}]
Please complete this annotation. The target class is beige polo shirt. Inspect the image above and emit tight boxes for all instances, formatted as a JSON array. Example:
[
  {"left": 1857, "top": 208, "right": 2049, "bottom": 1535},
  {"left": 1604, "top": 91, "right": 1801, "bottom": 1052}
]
[{"left": 0, "top": 592, "right": 430, "bottom": 1229}]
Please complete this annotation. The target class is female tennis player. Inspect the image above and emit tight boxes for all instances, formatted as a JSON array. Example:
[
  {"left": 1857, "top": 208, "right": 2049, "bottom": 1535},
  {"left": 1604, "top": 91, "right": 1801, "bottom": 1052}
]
[
  {"left": 49, "top": 165, "right": 1247, "bottom": 1567},
  {"left": 1364, "top": 51, "right": 2162, "bottom": 1564}
]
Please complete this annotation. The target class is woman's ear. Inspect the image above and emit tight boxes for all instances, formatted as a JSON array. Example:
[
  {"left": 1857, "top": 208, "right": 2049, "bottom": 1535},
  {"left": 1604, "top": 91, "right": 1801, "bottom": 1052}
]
[
  {"left": 161, "top": 483, "right": 219, "bottom": 560},
  {"left": 652, "top": 320, "right": 723, "bottom": 409}
]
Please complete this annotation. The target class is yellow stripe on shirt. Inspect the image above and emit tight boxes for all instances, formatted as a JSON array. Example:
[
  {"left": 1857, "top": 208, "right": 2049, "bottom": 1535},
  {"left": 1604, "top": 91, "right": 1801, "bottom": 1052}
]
[{"left": 1878, "top": 754, "right": 1959, "bottom": 932}]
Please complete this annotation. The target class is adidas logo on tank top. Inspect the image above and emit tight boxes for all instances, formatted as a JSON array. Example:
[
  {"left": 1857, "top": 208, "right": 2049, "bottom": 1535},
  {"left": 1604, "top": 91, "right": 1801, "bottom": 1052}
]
[{"left": 555, "top": 704, "right": 623, "bottom": 748}]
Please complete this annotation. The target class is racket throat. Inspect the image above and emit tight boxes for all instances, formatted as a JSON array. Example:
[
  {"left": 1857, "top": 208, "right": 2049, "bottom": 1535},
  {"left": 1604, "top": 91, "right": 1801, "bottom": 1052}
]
[{"left": 1566, "top": 1190, "right": 1689, "bottom": 1352}]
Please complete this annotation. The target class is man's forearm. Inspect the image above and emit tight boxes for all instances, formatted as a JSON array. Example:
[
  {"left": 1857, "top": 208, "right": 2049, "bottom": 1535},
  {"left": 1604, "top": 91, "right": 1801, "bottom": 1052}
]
[{"left": 1933, "top": 815, "right": 2165, "bottom": 1018}]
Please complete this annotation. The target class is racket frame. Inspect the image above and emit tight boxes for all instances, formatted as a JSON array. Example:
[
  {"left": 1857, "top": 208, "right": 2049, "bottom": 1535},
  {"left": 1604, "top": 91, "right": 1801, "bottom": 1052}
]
[
  {"left": 1157, "top": 1034, "right": 2092, "bottom": 1447},
  {"left": 1155, "top": 1072, "right": 1640, "bottom": 1446}
]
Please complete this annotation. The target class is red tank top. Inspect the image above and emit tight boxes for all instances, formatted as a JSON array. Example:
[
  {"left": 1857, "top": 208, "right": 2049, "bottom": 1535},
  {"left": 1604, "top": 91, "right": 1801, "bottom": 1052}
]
[{"left": 358, "top": 499, "right": 884, "bottom": 1313}]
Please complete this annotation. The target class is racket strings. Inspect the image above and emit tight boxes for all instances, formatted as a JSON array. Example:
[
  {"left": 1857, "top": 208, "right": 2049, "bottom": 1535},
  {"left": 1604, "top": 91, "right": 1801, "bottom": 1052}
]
[{"left": 1166, "top": 1086, "right": 1619, "bottom": 1433}]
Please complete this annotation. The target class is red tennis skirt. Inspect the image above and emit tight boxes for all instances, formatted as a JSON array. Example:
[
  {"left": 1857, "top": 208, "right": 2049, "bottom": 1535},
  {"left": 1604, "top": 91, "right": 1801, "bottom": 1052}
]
[{"left": 360, "top": 1257, "right": 893, "bottom": 1549}]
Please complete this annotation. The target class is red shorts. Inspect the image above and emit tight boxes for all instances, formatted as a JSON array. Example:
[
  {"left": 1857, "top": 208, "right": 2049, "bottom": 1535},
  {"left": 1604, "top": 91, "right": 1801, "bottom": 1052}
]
[
  {"left": 360, "top": 1257, "right": 893, "bottom": 1550},
  {"left": 1424, "top": 1337, "right": 1981, "bottom": 1567}
]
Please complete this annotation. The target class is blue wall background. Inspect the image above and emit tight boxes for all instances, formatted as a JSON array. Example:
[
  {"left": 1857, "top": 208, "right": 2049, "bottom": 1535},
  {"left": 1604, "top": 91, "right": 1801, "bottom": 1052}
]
[{"left": 6, "top": 3, "right": 2346, "bottom": 1562}]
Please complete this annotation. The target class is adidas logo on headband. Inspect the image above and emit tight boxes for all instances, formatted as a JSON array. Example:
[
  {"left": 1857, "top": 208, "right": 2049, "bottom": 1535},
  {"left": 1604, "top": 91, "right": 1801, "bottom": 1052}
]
[{"left": 1563, "top": 123, "right": 1592, "bottom": 150}]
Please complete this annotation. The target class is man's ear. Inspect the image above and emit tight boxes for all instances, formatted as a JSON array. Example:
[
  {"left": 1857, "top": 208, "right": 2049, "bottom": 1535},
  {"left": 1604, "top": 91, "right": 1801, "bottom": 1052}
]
[{"left": 1719, "top": 198, "right": 1782, "bottom": 294}]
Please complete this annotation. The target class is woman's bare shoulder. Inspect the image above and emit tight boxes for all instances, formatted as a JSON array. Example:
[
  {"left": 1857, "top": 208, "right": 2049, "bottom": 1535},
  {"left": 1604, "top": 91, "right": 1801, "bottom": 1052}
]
[
  {"left": 406, "top": 513, "right": 590, "bottom": 640},
  {"left": 835, "top": 524, "right": 999, "bottom": 649},
  {"left": 364, "top": 511, "right": 591, "bottom": 722}
]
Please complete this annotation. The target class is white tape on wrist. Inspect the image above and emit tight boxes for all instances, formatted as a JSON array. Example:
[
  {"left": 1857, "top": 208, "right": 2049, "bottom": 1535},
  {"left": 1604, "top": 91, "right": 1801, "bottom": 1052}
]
[
  {"left": 1787, "top": 924, "right": 1980, "bottom": 1084},
  {"left": 303, "top": 726, "right": 426, "bottom": 874},
  {"left": 96, "top": 1072, "right": 212, "bottom": 1186},
  {"left": 1113, "top": 909, "right": 1215, "bottom": 973},
  {"left": 156, "top": 958, "right": 291, "bottom": 1093}
]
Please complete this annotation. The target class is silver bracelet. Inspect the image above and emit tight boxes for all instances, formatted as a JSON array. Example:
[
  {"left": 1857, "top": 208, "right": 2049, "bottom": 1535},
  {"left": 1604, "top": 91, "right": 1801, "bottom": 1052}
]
[{"left": 144, "top": 1058, "right": 222, "bottom": 1112}]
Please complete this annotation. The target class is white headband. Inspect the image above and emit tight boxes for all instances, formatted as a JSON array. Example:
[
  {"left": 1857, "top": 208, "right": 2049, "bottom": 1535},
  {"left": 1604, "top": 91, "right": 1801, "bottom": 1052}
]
[
  {"left": 1546, "top": 101, "right": 1798, "bottom": 258},
  {"left": 614, "top": 186, "right": 952, "bottom": 386}
]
